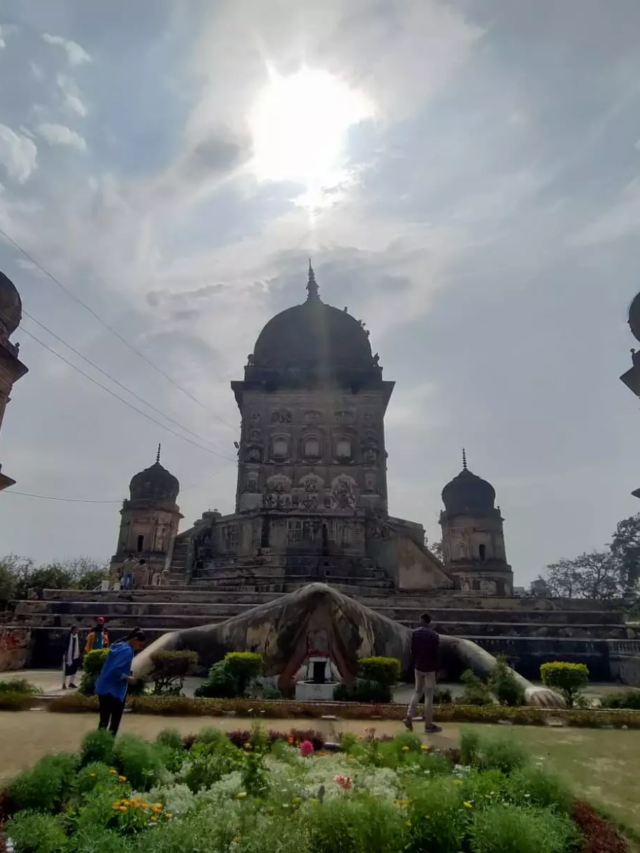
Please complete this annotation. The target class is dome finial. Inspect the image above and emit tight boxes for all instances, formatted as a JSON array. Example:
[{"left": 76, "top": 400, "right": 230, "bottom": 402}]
[
  {"left": 307, "top": 259, "right": 320, "bottom": 302},
  {"left": 462, "top": 447, "right": 467, "bottom": 470},
  {"left": 156, "top": 443, "right": 161, "bottom": 464}
]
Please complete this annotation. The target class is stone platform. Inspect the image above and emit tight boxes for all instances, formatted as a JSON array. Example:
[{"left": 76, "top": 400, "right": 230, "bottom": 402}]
[{"left": 4, "top": 582, "right": 640, "bottom": 682}]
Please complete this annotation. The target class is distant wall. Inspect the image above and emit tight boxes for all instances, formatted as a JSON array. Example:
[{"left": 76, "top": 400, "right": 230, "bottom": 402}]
[{"left": 0, "top": 627, "right": 31, "bottom": 671}]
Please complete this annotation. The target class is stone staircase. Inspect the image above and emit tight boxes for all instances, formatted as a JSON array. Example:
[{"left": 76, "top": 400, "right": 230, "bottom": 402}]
[{"left": 5, "top": 582, "right": 639, "bottom": 680}]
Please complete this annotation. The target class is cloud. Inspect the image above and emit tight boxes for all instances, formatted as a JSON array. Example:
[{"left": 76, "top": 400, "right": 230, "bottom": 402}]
[
  {"left": 36, "top": 123, "right": 87, "bottom": 151},
  {"left": 567, "top": 181, "right": 640, "bottom": 247},
  {"left": 0, "top": 125, "right": 38, "bottom": 183},
  {"left": 42, "top": 33, "right": 91, "bottom": 66},
  {"left": 57, "top": 75, "right": 88, "bottom": 117}
]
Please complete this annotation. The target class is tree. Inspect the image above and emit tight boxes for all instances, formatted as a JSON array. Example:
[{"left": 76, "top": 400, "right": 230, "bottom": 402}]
[
  {"left": 0, "top": 555, "right": 109, "bottom": 602},
  {"left": 537, "top": 551, "right": 621, "bottom": 600},
  {"left": 609, "top": 514, "right": 640, "bottom": 596}
]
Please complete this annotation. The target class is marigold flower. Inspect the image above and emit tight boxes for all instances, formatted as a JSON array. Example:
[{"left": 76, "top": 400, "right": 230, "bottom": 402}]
[
  {"left": 402, "top": 745, "right": 410, "bottom": 752},
  {"left": 165, "top": 814, "right": 172, "bottom": 819},
  {"left": 150, "top": 816, "right": 157, "bottom": 822},
  {"left": 292, "top": 797, "right": 302, "bottom": 804},
  {"left": 89, "top": 773, "right": 96, "bottom": 777},
  {"left": 110, "top": 769, "right": 117, "bottom": 775},
  {"left": 118, "top": 776, "right": 127, "bottom": 782},
  {"left": 420, "top": 745, "right": 430, "bottom": 752}
]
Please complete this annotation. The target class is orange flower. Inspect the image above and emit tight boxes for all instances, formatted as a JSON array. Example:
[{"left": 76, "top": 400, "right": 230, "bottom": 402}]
[{"left": 150, "top": 816, "right": 157, "bottom": 823}]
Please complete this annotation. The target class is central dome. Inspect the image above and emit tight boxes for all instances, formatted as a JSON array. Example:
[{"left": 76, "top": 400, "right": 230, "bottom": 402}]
[
  {"left": 442, "top": 453, "right": 496, "bottom": 516},
  {"left": 0, "top": 270, "right": 22, "bottom": 337},
  {"left": 129, "top": 447, "right": 179, "bottom": 504},
  {"left": 252, "top": 265, "right": 374, "bottom": 371}
]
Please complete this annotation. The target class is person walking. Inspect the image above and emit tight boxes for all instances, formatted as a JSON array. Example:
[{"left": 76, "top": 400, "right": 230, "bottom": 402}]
[
  {"left": 95, "top": 628, "right": 146, "bottom": 736},
  {"left": 84, "top": 617, "right": 110, "bottom": 654},
  {"left": 61, "top": 625, "right": 81, "bottom": 690},
  {"left": 404, "top": 612, "right": 442, "bottom": 734}
]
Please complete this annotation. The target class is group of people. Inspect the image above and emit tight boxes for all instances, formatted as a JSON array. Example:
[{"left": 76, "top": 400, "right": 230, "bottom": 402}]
[{"left": 62, "top": 617, "right": 147, "bottom": 736}]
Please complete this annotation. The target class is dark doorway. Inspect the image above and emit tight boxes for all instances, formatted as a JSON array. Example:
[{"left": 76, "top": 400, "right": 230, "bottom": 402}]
[
  {"left": 136, "top": 534, "right": 144, "bottom": 553},
  {"left": 479, "top": 544, "right": 486, "bottom": 561}
]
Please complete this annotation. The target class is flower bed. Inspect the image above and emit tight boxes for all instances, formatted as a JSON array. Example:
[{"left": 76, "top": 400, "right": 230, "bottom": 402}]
[
  {"left": 45, "top": 691, "right": 640, "bottom": 729},
  {"left": 0, "top": 726, "right": 631, "bottom": 853}
]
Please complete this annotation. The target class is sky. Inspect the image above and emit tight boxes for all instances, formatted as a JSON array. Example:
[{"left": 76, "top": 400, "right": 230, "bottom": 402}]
[{"left": 0, "top": 0, "right": 640, "bottom": 586}]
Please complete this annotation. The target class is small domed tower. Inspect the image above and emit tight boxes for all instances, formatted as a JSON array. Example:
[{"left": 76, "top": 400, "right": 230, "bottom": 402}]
[
  {"left": 110, "top": 446, "right": 183, "bottom": 581},
  {"left": 439, "top": 450, "right": 513, "bottom": 596},
  {"left": 0, "top": 270, "right": 28, "bottom": 491}
]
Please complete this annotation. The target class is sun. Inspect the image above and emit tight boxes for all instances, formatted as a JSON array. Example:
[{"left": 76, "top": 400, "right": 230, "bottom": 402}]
[{"left": 250, "top": 66, "right": 374, "bottom": 190}]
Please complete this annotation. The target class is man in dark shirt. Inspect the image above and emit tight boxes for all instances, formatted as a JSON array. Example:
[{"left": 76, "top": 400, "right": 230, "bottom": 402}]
[{"left": 404, "top": 612, "right": 442, "bottom": 733}]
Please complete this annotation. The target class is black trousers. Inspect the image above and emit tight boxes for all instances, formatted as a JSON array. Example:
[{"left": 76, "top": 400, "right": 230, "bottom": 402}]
[{"left": 98, "top": 693, "right": 125, "bottom": 736}]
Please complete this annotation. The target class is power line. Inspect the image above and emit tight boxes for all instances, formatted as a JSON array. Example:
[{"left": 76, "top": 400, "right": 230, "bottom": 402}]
[
  {"left": 1, "top": 462, "right": 233, "bottom": 504},
  {"left": 0, "top": 224, "right": 238, "bottom": 431},
  {"left": 23, "top": 309, "right": 232, "bottom": 457},
  {"left": 20, "top": 326, "right": 237, "bottom": 461}
]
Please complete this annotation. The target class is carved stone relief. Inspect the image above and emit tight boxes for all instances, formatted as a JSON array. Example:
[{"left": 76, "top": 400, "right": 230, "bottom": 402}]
[
  {"left": 303, "top": 410, "right": 322, "bottom": 425},
  {"left": 271, "top": 409, "right": 293, "bottom": 424},
  {"left": 334, "top": 410, "right": 355, "bottom": 425},
  {"left": 330, "top": 475, "right": 357, "bottom": 510}
]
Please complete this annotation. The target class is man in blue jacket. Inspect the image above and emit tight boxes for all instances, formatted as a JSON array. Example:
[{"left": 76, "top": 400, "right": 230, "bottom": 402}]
[{"left": 95, "top": 628, "right": 146, "bottom": 735}]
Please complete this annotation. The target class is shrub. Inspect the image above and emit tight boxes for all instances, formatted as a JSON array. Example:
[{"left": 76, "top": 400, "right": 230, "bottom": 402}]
[
  {"left": 489, "top": 657, "right": 526, "bottom": 707},
  {"left": 262, "top": 686, "right": 283, "bottom": 700},
  {"left": 80, "top": 729, "right": 114, "bottom": 767},
  {"left": 357, "top": 656, "right": 401, "bottom": 686},
  {"left": 112, "top": 734, "right": 163, "bottom": 790},
  {"left": 74, "top": 762, "right": 118, "bottom": 796},
  {"left": 305, "top": 795, "right": 407, "bottom": 853},
  {"left": 334, "top": 680, "right": 392, "bottom": 703},
  {"left": 434, "top": 687, "right": 453, "bottom": 704},
  {"left": 461, "top": 670, "right": 494, "bottom": 706},
  {"left": 194, "top": 661, "right": 239, "bottom": 698},
  {"left": 80, "top": 649, "right": 109, "bottom": 696},
  {"left": 460, "top": 730, "right": 529, "bottom": 774},
  {"left": 602, "top": 689, "right": 640, "bottom": 710},
  {"left": 6, "top": 811, "right": 68, "bottom": 853},
  {"left": 540, "top": 662, "right": 589, "bottom": 708},
  {"left": 0, "top": 692, "right": 36, "bottom": 711},
  {"left": 469, "top": 803, "right": 578, "bottom": 853},
  {"left": 509, "top": 764, "right": 574, "bottom": 813},
  {"left": 7, "top": 753, "right": 79, "bottom": 813},
  {"left": 150, "top": 651, "right": 198, "bottom": 696},
  {"left": 405, "top": 777, "right": 467, "bottom": 853},
  {"left": 224, "top": 652, "right": 264, "bottom": 691},
  {"left": 155, "top": 728, "right": 185, "bottom": 751},
  {"left": 0, "top": 677, "right": 40, "bottom": 695}
]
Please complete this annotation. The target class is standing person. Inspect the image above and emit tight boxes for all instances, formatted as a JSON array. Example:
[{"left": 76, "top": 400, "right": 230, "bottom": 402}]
[
  {"left": 84, "top": 617, "right": 110, "bottom": 654},
  {"left": 121, "top": 555, "right": 135, "bottom": 590},
  {"left": 61, "top": 625, "right": 81, "bottom": 690},
  {"left": 95, "top": 628, "right": 146, "bottom": 736},
  {"left": 404, "top": 612, "right": 442, "bottom": 734}
]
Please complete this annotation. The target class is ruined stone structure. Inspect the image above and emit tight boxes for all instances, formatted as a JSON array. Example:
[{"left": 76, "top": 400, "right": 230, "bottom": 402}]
[
  {"left": 621, "top": 290, "right": 640, "bottom": 498},
  {"left": 109, "top": 445, "right": 182, "bottom": 582},
  {"left": 440, "top": 450, "right": 513, "bottom": 596},
  {"left": 0, "top": 270, "right": 28, "bottom": 491},
  {"left": 170, "top": 264, "right": 450, "bottom": 593}
]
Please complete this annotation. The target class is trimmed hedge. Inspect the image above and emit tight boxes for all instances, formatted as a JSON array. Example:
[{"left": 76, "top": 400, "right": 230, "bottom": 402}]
[
  {"left": 357, "top": 656, "right": 401, "bottom": 686},
  {"left": 45, "top": 691, "right": 640, "bottom": 728},
  {"left": 540, "top": 662, "right": 589, "bottom": 708}
]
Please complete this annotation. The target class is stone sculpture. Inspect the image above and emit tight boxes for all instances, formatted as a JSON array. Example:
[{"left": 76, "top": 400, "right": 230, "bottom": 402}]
[{"left": 132, "top": 583, "right": 562, "bottom": 707}]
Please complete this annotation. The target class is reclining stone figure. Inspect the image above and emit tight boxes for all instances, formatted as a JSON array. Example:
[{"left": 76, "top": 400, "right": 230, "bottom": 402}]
[{"left": 132, "top": 583, "right": 563, "bottom": 707}]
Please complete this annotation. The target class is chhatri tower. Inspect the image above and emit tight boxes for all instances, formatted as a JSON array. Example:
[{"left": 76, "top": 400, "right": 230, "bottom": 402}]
[{"left": 150, "top": 264, "right": 511, "bottom": 595}]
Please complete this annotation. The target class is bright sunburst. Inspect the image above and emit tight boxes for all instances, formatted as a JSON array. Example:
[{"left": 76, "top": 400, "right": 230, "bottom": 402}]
[{"left": 250, "top": 66, "right": 374, "bottom": 191}]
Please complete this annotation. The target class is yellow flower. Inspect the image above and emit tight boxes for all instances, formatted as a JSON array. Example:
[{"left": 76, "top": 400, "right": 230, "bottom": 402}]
[
  {"left": 165, "top": 814, "right": 172, "bottom": 819},
  {"left": 463, "top": 801, "right": 473, "bottom": 809},
  {"left": 420, "top": 745, "right": 430, "bottom": 752},
  {"left": 110, "top": 769, "right": 117, "bottom": 775},
  {"left": 89, "top": 773, "right": 97, "bottom": 777},
  {"left": 402, "top": 746, "right": 410, "bottom": 752},
  {"left": 112, "top": 804, "right": 121, "bottom": 810},
  {"left": 119, "top": 806, "right": 127, "bottom": 812},
  {"left": 152, "top": 806, "right": 162, "bottom": 814},
  {"left": 236, "top": 792, "right": 247, "bottom": 800},
  {"left": 455, "top": 780, "right": 463, "bottom": 786},
  {"left": 150, "top": 816, "right": 157, "bottom": 823},
  {"left": 292, "top": 797, "right": 302, "bottom": 804},
  {"left": 233, "top": 838, "right": 240, "bottom": 843},
  {"left": 405, "top": 820, "right": 412, "bottom": 827},
  {"left": 118, "top": 776, "right": 127, "bottom": 782},
  {"left": 152, "top": 803, "right": 162, "bottom": 810}
]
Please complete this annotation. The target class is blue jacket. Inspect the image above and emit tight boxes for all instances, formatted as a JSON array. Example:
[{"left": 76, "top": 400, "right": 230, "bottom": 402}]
[{"left": 95, "top": 642, "right": 134, "bottom": 701}]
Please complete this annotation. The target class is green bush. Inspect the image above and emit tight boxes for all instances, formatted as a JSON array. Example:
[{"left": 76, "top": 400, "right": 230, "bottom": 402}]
[
  {"left": 155, "top": 728, "right": 185, "bottom": 751},
  {"left": 602, "top": 689, "right": 640, "bottom": 710},
  {"left": 305, "top": 796, "right": 407, "bottom": 853},
  {"left": 540, "top": 662, "right": 589, "bottom": 708},
  {"left": 80, "top": 649, "right": 109, "bottom": 696},
  {"left": 509, "top": 764, "right": 574, "bottom": 813},
  {"left": 224, "top": 652, "right": 264, "bottom": 690},
  {"left": 489, "top": 657, "right": 526, "bottom": 707},
  {"left": 74, "top": 762, "right": 118, "bottom": 796},
  {"left": 150, "top": 651, "right": 198, "bottom": 696},
  {"left": 461, "top": 670, "right": 494, "bottom": 706},
  {"left": 194, "top": 661, "right": 239, "bottom": 698},
  {"left": 469, "top": 804, "right": 578, "bottom": 853},
  {"left": 0, "top": 691, "right": 36, "bottom": 710},
  {"left": 405, "top": 778, "right": 467, "bottom": 853},
  {"left": 112, "top": 734, "right": 162, "bottom": 790},
  {"left": 434, "top": 686, "right": 453, "bottom": 704},
  {"left": 7, "top": 753, "right": 79, "bottom": 813},
  {"left": 0, "top": 677, "right": 41, "bottom": 695},
  {"left": 334, "top": 679, "right": 392, "bottom": 703},
  {"left": 357, "top": 656, "right": 401, "bottom": 686},
  {"left": 460, "top": 730, "right": 529, "bottom": 774},
  {"left": 262, "top": 686, "right": 283, "bottom": 700},
  {"left": 71, "top": 826, "right": 135, "bottom": 853},
  {"left": 6, "top": 811, "right": 68, "bottom": 853},
  {"left": 80, "top": 729, "right": 114, "bottom": 767}
]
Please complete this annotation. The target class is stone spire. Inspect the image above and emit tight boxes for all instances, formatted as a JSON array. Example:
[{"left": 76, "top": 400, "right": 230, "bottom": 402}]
[
  {"left": 462, "top": 447, "right": 467, "bottom": 470},
  {"left": 156, "top": 443, "right": 161, "bottom": 464},
  {"left": 306, "top": 259, "right": 320, "bottom": 302}
]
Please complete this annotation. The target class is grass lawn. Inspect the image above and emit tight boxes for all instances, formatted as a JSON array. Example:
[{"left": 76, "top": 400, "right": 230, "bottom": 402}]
[{"left": 1, "top": 712, "right": 639, "bottom": 833}]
